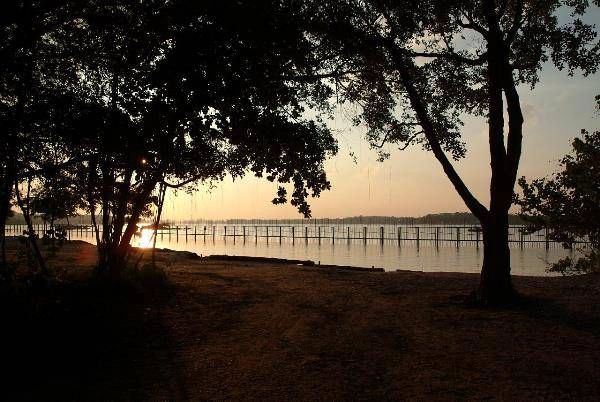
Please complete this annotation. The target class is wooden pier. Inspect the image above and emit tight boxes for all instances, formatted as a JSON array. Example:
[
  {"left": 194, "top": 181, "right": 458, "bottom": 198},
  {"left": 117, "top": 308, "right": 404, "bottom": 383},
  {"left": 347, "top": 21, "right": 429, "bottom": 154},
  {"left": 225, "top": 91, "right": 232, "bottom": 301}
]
[{"left": 3, "top": 223, "right": 575, "bottom": 249}]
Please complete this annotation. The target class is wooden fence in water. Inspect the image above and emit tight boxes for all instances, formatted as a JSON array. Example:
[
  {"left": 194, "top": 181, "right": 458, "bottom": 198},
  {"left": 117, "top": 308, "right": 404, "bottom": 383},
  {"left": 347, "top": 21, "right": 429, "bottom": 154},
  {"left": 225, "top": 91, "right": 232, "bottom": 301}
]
[{"left": 4, "top": 223, "right": 575, "bottom": 249}]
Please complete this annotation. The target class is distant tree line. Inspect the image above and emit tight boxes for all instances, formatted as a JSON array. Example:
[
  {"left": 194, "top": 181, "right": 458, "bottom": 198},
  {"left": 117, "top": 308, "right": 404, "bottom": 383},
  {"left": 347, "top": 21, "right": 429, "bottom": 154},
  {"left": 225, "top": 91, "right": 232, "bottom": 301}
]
[{"left": 182, "top": 212, "right": 527, "bottom": 226}]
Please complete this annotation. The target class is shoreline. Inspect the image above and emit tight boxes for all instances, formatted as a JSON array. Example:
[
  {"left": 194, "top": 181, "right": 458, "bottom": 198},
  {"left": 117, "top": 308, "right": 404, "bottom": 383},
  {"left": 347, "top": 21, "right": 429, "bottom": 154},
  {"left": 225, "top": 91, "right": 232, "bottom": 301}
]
[{"left": 4, "top": 236, "right": 563, "bottom": 277}]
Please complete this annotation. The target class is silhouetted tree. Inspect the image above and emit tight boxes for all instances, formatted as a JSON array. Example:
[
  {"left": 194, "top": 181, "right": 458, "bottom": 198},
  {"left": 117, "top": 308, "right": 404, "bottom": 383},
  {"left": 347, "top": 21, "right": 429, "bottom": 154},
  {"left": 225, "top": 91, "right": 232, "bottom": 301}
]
[
  {"left": 58, "top": 0, "right": 338, "bottom": 278},
  {"left": 0, "top": 0, "right": 86, "bottom": 273},
  {"left": 29, "top": 162, "right": 80, "bottom": 254},
  {"left": 518, "top": 127, "right": 600, "bottom": 275},
  {"left": 304, "top": 0, "right": 600, "bottom": 303}
]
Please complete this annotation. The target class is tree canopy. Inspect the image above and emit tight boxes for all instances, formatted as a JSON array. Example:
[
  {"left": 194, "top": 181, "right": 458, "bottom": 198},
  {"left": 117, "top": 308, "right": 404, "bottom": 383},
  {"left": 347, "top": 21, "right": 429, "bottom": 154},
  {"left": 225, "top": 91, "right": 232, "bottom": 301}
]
[{"left": 1, "top": 0, "right": 339, "bottom": 277}]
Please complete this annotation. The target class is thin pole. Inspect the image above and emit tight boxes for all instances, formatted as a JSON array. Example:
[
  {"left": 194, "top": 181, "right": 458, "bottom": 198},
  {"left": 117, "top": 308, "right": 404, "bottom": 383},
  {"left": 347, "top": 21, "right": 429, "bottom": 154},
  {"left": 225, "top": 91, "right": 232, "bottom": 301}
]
[{"left": 456, "top": 227, "right": 460, "bottom": 248}]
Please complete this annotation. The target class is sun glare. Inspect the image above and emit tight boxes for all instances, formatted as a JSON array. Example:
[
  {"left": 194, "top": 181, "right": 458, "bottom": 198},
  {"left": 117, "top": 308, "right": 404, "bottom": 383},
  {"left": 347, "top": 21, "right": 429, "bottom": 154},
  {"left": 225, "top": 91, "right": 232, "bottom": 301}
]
[{"left": 138, "top": 228, "right": 155, "bottom": 248}]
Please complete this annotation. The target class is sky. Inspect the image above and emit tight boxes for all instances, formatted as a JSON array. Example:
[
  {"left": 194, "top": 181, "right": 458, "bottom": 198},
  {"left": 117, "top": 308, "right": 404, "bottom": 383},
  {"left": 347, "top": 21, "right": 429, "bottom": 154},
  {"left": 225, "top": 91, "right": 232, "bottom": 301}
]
[
  {"left": 161, "top": 11, "right": 600, "bottom": 222},
  {"left": 161, "top": 64, "right": 598, "bottom": 222}
]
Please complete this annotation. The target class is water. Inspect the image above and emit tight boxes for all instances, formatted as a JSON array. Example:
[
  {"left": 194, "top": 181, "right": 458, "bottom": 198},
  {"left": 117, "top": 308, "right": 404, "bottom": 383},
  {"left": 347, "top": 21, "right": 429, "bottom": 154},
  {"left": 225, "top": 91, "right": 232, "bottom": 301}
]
[{"left": 65, "top": 226, "right": 574, "bottom": 277}]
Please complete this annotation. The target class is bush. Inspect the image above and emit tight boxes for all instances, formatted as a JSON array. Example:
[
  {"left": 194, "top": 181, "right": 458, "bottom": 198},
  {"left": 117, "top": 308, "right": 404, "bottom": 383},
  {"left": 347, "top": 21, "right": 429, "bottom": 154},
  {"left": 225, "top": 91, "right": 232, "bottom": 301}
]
[
  {"left": 135, "top": 263, "right": 173, "bottom": 290},
  {"left": 92, "top": 260, "right": 173, "bottom": 293},
  {"left": 548, "top": 249, "right": 600, "bottom": 276}
]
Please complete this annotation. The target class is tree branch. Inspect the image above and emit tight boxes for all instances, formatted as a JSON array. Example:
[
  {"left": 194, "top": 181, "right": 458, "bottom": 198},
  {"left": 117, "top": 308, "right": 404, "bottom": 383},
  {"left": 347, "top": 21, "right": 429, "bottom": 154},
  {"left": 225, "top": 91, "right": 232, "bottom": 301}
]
[
  {"left": 505, "top": 0, "right": 524, "bottom": 44},
  {"left": 386, "top": 43, "right": 489, "bottom": 220},
  {"left": 279, "top": 69, "right": 366, "bottom": 82},
  {"left": 408, "top": 51, "right": 487, "bottom": 66}
]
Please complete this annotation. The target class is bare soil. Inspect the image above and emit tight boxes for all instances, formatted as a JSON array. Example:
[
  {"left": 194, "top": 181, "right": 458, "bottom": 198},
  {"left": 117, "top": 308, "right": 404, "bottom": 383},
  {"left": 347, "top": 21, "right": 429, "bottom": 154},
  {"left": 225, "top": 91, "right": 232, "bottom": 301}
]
[{"left": 1, "top": 240, "right": 599, "bottom": 401}]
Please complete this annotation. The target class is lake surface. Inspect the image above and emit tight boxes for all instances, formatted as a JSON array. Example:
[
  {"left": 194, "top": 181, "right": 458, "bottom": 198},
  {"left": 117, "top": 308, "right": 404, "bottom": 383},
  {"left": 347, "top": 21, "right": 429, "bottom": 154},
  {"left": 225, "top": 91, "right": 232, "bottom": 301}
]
[{"left": 66, "top": 226, "right": 573, "bottom": 277}]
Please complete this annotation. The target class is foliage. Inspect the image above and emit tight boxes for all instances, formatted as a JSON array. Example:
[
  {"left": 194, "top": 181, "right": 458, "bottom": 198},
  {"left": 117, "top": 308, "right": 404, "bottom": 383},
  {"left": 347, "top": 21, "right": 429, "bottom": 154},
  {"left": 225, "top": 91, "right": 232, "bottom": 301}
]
[
  {"left": 1, "top": 1, "right": 339, "bottom": 279},
  {"left": 518, "top": 129, "right": 600, "bottom": 275}
]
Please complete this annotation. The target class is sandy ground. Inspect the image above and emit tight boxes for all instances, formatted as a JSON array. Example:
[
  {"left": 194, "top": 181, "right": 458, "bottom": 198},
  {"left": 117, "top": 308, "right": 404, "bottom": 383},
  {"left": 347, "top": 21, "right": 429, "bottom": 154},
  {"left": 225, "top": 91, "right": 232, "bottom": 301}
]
[{"left": 2, "top": 240, "right": 600, "bottom": 401}]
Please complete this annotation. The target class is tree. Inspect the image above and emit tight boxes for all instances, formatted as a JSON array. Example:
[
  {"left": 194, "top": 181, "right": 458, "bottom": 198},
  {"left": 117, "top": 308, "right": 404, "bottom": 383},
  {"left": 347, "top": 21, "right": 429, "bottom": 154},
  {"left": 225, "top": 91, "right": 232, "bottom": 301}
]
[
  {"left": 304, "top": 0, "right": 600, "bottom": 303},
  {"left": 517, "top": 127, "right": 600, "bottom": 275},
  {"left": 56, "top": 0, "right": 338, "bottom": 279},
  {"left": 0, "top": 0, "right": 86, "bottom": 274},
  {"left": 29, "top": 163, "right": 81, "bottom": 254}
]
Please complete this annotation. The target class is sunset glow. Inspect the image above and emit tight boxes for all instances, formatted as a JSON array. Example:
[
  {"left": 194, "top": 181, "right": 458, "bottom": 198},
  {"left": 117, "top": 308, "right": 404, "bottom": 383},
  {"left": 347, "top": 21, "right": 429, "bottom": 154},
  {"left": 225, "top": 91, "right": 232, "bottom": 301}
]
[{"left": 137, "top": 228, "right": 155, "bottom": 248}]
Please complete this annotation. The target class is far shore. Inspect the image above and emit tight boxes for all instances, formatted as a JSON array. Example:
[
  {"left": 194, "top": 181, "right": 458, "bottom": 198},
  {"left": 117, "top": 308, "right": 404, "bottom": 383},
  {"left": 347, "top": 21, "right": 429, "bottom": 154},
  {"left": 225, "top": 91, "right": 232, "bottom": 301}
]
[{"left": 1, "top": 240, "right": 599, "bottom": 400}]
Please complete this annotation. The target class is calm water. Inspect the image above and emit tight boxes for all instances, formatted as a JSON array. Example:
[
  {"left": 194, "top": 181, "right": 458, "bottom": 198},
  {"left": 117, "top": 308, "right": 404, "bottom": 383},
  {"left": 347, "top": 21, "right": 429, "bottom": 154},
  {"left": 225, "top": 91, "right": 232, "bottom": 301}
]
[{"left": 66, "top": 228, "right": 573, "bottom": 277}]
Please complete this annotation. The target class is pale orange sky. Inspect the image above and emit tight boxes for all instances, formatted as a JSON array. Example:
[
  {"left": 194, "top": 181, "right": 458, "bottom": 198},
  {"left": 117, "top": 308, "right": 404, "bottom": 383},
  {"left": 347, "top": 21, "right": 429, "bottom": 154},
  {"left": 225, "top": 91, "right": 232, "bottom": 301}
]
[{"left": 161, "top": 66, "right": 599, "bottom": 221}]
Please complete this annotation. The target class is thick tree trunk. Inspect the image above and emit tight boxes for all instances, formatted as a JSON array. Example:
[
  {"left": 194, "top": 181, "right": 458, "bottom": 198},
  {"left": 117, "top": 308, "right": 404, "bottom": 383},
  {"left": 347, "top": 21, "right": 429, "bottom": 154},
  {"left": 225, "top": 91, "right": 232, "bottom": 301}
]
[{"left": 477, "top": 212, "right": 517, "bottom": 304}]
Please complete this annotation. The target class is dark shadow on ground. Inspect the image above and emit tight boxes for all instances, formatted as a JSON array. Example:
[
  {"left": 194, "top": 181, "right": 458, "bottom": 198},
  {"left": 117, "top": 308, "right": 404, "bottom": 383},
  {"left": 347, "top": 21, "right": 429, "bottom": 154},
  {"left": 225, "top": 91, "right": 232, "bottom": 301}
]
[{"left": 0, "top": 279, "right": 187, "bottom": 401}]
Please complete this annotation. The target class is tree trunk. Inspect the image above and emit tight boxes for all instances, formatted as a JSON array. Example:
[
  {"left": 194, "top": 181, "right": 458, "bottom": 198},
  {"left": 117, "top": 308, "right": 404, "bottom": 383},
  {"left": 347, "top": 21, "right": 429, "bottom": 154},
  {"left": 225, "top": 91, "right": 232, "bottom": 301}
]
[
  {"left": 97, "top": 180, "right": 157, "bottom": 280},
  {"left": 0, "top": 165, "right": 15, "bottom": 271},
  {"left": 477, "top": 212, "right": 517, "bottom": 304},
  {"left": 152, "top": 182, "right": 167, "bottom": 266},
  {"left": 14, "top": 180, "right": 47, "bottom": 274}
]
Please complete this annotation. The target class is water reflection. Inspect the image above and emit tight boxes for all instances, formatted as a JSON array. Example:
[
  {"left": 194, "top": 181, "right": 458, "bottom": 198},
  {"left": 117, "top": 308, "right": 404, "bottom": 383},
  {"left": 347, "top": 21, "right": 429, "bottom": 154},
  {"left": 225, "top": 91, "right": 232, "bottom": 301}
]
[{"left": 67, "top": 227, "right": 576, "bottom": 277}]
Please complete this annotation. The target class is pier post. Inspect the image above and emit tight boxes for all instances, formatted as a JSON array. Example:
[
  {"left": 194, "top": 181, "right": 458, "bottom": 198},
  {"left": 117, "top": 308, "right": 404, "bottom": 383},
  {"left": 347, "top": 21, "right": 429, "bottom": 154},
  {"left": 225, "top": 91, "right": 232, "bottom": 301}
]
[
  {"left": 224, "top": 226, "right": 227, "bottom": 241},
  {"left": 212, "top": 226, "right": 215, "bottom": 241},
  {"left": 520, "top": 229, "right": 524, "bottom": 249},
  {"left": 416, "top": 227, "right": 420, "bottom": 248},
  {"left": 233, "top": 226, "right": 236, "bottom": 244},
  {"left": 204, "top": 226, "right": 206, "bottom": 241},
  {"left": 292, "top": 226, "right": 295, "bottom": 244},
  {"left": 347, "top": 227, "right": 350, "bottom": 242},
  {"left": 476, "top": 229, "right": 480, "bottom": 249},
  {"left": 255, "top": 226, "right": 258, "bottom": 243},
  {"left": 318, "top": 227, "right": 321, "bottom": 244},
  {"left": 185, "top": 226, "right": 188, "bottom": 242},
  {"left": 279, "top": 226, "right": 282, "bottom": 244},
  {"left": 243, "top": 226, "right": 246, "bottom": 242},
  {"left": 398, "top": 226, "right": 401, "bottom": 247},
  {"left": 266, "top": 226, "right": 269, "bottom": 244},
  {"left": 456, "top": 227, "right": 460, "bottom": 248},
  {"left": 305, "top": 226, "right": 308, "bottom": 243},
  {"left": 332, "top": 226, "right": 335, "bottom": 243},
  {"left": 380, "top": 226, "right": 384, "bottom": 245},
  {"left": 545, "top": 227, "right": 549, "bottom": 250},
  {"left": 363, "top": 226, "right": 367, "bottom": 244}
]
